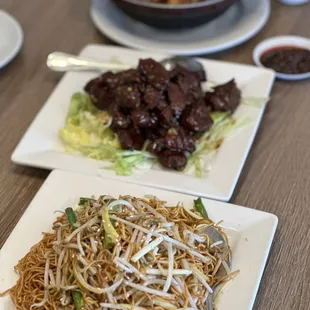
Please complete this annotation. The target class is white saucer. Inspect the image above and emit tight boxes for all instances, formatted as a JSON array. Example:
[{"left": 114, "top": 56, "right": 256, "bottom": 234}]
[
  {"left": 0, "top": 10, "right": 23, "bottom": 69},
  {"left": 90, "top": 0, "right": 270, "bottom": 56}
]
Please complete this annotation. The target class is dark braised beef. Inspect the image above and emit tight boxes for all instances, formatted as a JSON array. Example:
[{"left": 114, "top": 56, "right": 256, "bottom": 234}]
[
  {"left": 148, "top": 128, "right": 195, "bottom": 155},
  {"left": 138, "top": 59, "right": 169, "bottom": 90},
  {"left": 170, "top": 66, "right": 204, "bottom": 104},
  {"left": 164, "top": 131, "right": 196, "bottom": 153},
  {"left": 84, "top": 59, "right": 241, "bottom": 171},
  {"left": 115, "top": 84, "right": 141, "bottom": 109},
  {"left": 158, "top": 150, "right": 188, "bottom": 171},
  {"left": 116, "top": 129, "right": 145, "bottom": 151},
  {"left": 180, "top": 102, "right": 213, "bottom": 132},
  {"left": 158, "top": 106, "right": 174, "bottom": 127},
  {"left": 205, "top": 79, "right": 241, "bottom": 113},
  {"left": 168, "top": 84, "right": 187, "bottom": 117},
  {"left": 84, "top": 75, "right": 114, "bottom": 110},
  {"left": 131, "top": 110, "right": 159, "bottom": 128},
  {"left": 110, "top": 106, "right": 131, "bottom": 129},
  {"left": 144, "top": 85, "right": 163, "bottom": 110}
]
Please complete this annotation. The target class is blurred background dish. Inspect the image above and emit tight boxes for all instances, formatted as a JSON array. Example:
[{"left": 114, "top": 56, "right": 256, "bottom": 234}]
[
  {"left": 90, "top": 0, "right": 270, "bottom": 55},
  {"left": 113, "top": 0, "right": 239, "bottom": 29},
  {"left": 0, "top": 10, "right": 23, "bottom": 69}
]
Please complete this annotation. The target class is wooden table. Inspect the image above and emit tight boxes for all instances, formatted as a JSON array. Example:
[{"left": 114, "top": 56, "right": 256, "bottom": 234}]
[{"left": 0, "top": 1, "right": 309, "bottom": 309}]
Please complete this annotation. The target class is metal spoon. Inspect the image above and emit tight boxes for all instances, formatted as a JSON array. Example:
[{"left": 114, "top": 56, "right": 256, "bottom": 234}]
[
  {"left": 198, "top": 225, "right": 232, "bottom": 310},
  {"left": 46, "top": 52, "right": 205, "bottom": 76}
]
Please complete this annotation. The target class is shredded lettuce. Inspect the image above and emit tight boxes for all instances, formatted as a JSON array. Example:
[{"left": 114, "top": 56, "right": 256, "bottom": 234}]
[
  {"left": 186, "top": 112, "right": 251, "bottom": 177},
  {"left": 66, "top": 92, "right": 98, "bottom": 121},
  {"left": 60, "top": 93, "right": 118, "bottom": 153},
  {"left": 241, "top": 96, "right": 270, "bottom": 107},
  {"left": 210, "top": 111, "right": 230, "bottom": 124},
  {"left": 60, "top": 92, "right": 154, "bottom": 175},
  {"left": 106, "top": 149, "right": 154, "bottom": 176}
]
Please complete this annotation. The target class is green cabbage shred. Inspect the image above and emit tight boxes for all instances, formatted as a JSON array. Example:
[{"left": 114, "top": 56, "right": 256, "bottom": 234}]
[
  {"left": 59, "top": 92, "right": 153, "bottom": 176},
  {"left": 185, "top": 112, "right": 251, "bottom": 177}
]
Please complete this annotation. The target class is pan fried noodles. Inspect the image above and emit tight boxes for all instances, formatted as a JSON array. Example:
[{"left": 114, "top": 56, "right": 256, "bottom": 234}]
[{"left": 1, "top": 196, "right": 239, "bottom": 309}]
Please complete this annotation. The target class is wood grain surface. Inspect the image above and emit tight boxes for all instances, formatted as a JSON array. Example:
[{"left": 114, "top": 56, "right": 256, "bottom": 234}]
[{"left": 0, "top": 1, "right": 310, "bottom": 309}]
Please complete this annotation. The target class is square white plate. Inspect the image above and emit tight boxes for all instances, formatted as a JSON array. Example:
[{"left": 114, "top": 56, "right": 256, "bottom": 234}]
[
  {"left": 11, "top": 45, "right": 275, "bottom": 201},
  {"left": 0, "top": 170, "right": 278, "bottom": 310}
]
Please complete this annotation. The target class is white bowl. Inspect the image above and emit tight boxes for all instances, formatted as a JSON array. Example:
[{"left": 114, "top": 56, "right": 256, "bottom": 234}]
[
  {"left": 278, "top": 0, "right": 310, "bottom": 5},
  {"left": 253, "top": 35, "right": 310, "bottom": 81},
  {"left": 0, "top": 10, "right": 23, "bottom": 69}
]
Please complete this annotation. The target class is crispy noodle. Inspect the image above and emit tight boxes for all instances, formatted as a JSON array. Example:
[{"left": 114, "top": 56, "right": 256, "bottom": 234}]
[{"left": 0, "top": 195, "right": 239, "bottom": 309}]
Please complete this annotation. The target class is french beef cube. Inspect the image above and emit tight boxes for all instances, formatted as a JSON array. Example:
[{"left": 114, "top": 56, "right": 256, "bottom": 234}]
[
  {"left": 168, "top": 83, "right": 187, "bottom": 116},
  {"left": 117, "top": 69, "right": 141, "bottom": 85},
  {"left": 138, "top": 58, "right": 169, "bottom": 90},
  {"left": 180, "top": 102, "right": 213, "bottom": 132},
  {"left": 131, "top": 109, "right": 150, "bottom": 128},
  {"left": 100, "top": 71, "right": 120, "bottom": 89},
  {"left": 158, "top": 150, "right": 188, "bottom": 171},
  {"left": 170, "top": 66, "right": 204, "bottom": 102},
  {"left": 158, "top": 106, "right": 174, "bottom": 126},
  {"left": 116, "top": 129, "right": 145, "bottom": 150},
  {"left": 115, "top": 84, "right": 141, "bottom": 109},
  {"left": 170, "top": 64, "right": 207, "bottom": 83},
  {"left": 164, "top": 132, "right": 195, "bottom": 153},
  {"left": 205, "top": 79, "right": 241, "bottom": 113},
  {"left": 84, "top": 78, "right": 114, "bottom": 110},
  {"left": 147, "top": 137, "right": 165, "bottom": 155},
  {"left": 144, "top": 85, "right": 163, "bottom": 110},
  {"left": 109, "top": 105, "right": 131, "bottom": 129}
]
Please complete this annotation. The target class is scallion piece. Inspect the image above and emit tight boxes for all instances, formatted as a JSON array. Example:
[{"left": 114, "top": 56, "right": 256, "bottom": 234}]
[
  {"left": 104, "top": 232, "right": 113, "bottom": 249},
  {"left": 194, "top": 198, "right": 208, "bottom": 219},
  {"left": 65, "top": 207, "right": 77, "bottom": 228},
  {"left": 72, "top": 290, "right": 84, "bottom": 309},
  {"left": 78, "top": 197, "right": 95, "bottom": 206}
]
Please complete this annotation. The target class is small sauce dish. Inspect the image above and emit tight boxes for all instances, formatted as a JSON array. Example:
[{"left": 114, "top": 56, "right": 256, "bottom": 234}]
[
  {"left": 253, "top": 35, "right": 310, "bottom": 81},
  {"left": 277, "top": 0, "right": 310, "bottom": 5}
]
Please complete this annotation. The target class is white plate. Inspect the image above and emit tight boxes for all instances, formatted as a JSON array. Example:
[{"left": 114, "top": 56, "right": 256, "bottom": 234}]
[
  {"left": 11, "top": 45, "right": 275, "bottom": 201},
  {"left": 90, "top": 0, "right": 270, "bottom": 56},
  {"left": 0, "top": 169, "right": 278, "bottom": 310},
  {"left": 253, "top": 35, "right": 310, "bottom": 81},
  {"left": 0, "top": 10, "right": 23, "bottom": 69}
]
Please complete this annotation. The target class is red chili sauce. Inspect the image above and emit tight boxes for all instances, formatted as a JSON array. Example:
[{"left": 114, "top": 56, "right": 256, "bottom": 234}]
[{"left": 260, "top": 46, "right": 310, "bottom": 75}]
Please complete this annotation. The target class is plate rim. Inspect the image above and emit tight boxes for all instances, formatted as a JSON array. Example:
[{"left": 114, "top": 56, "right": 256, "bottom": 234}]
[
  {"left": 0, "top": 169, "right": 278, "bottom": 310},
  {"left": 0, "top": 10, "right": 24, "bottom": 69},
  {"left": 89, "top": 0, "right": 270, "bottom": 56}
]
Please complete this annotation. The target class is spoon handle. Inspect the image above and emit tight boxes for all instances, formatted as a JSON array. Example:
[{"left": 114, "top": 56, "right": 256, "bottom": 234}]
[{"left": 46, "top": 52, "right": 131, "bottom": 72}]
